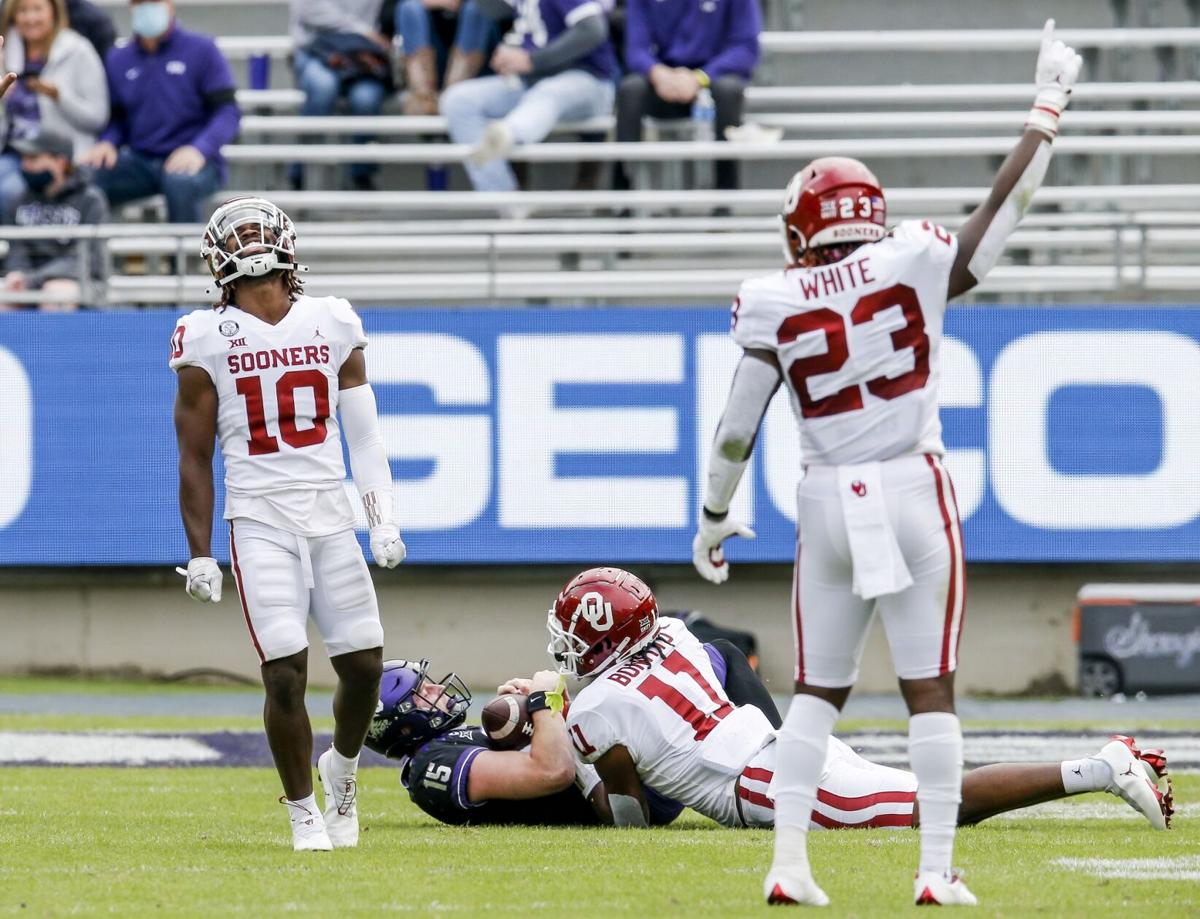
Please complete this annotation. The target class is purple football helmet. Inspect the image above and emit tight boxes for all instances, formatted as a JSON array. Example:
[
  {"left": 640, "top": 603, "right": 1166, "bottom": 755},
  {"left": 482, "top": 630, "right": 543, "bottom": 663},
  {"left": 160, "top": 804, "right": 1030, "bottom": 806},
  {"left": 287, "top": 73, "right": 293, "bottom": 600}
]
[{"left": 364, "top": 659, "right": 471, "bottom": 759}]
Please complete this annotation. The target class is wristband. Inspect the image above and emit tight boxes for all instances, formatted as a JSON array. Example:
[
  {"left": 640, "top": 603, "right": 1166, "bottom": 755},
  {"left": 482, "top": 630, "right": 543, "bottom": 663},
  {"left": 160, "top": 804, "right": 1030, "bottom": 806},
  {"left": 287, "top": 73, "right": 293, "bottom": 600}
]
[
  {"left": 527, "top": 682, "right": 565, "bottom": 716},
  {"left": 693, "top": 69, "right": 711, "bottom": 88},
  {"left": 702, "top": 506, "right": 729, "bottom": 522}
]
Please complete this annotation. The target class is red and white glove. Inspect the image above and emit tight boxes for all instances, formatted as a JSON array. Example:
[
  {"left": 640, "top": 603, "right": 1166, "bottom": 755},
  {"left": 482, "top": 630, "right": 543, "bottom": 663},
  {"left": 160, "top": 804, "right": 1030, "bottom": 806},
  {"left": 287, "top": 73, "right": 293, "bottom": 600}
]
[
  {"left": 691, "top": 510, "right": 755, "bottom": 584},
  {"left": 175, "top": 557, "right": 223, "bottom": 603},
  {"left": 1026, "top": 18, "right": 1083, "bottom": 139}
]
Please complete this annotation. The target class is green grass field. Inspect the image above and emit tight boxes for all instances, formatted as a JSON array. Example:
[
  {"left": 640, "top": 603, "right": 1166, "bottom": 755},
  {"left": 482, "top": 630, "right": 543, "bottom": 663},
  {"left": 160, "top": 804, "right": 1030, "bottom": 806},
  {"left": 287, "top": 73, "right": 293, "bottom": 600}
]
[{"left": 0, "top": 766, "right": 1194, "bottom": 918}]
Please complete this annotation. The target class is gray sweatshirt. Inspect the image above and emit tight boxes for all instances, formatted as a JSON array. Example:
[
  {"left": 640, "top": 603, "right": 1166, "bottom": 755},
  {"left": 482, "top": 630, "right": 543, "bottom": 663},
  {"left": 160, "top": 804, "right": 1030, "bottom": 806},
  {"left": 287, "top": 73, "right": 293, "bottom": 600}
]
[
  {"left": 289, "top": 0, "right": 384, "bottom": 47},
  {"left": 3, "top": 171, "right": 109, "bottom": 287},
  {"left": 1, "top": 28, "right": 110, "bottom": 158}
]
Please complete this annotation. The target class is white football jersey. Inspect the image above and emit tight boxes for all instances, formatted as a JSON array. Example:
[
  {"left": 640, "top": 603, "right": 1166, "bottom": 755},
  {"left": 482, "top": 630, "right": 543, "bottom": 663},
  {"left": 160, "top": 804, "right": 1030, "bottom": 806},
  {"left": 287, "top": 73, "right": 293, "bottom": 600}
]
[
  {"left": 731, "top": 220, "right": 958, "bottom": 465},
  {"left": 566, "top": 618, "right": 775, "bottom": 828},
  {"left": 169, "top": 295, "right": 367, "bottom": 535}
]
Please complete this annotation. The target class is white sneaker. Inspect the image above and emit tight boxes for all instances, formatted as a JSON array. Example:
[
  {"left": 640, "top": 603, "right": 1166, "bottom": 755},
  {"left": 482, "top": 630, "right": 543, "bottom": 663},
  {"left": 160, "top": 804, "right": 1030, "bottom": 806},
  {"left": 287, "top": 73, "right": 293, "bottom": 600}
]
[
  {"left": 282, "top": 796, "right": 332, "bottom": 852},
  {"left": 914, "top": 870, "right": 977, "bottom": 906},
  {"left": 469, "top": 121, "right": 514, "bottom": 166},
  {"left": 763, "top": 870, "right": 829, "bottom": 907},
  {"left": 317, "top": 748, "right": 360, "bottom": 848},
  {"left": 1094, "top": 735, "right": 1174, "bottom": 830}
]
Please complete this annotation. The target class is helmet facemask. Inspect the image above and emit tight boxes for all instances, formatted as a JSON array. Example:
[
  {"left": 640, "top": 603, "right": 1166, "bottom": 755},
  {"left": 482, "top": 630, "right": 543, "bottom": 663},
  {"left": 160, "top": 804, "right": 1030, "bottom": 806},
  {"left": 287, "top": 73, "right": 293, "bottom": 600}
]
[
  {"left": 201, "top": 197, "right": 308, "bottom": 296},
  {"left": 364, "top": 659, "right": 472, "bottom": 759}
]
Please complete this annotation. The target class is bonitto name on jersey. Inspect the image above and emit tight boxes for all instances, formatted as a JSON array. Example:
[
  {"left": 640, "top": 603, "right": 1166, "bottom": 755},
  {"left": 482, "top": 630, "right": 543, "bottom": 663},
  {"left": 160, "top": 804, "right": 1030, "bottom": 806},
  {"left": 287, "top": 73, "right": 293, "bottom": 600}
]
[
  {"left": 226, "top": 345, "right": 332, "bottom": 376},
  {"left": 606, "top": 629, "right": 676, "bottom": 685}
]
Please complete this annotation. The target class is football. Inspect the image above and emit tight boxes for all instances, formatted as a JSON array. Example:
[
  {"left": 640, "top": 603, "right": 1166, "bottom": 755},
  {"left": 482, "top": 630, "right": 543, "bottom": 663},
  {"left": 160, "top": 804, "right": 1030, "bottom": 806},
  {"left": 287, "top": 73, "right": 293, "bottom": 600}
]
[{"left": 481, "top": 693, "right": 534, "bottom": 750}]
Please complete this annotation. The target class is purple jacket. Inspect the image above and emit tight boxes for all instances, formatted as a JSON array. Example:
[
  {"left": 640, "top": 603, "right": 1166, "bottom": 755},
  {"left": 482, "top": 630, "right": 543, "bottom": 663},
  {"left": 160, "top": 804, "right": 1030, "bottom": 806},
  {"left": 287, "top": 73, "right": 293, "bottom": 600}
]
[
  {"left": 100, "top": 25, "right": 241, "bottom": 175},
  {"left": 625, "top": 0, "right": 761, "bottom": 80}
]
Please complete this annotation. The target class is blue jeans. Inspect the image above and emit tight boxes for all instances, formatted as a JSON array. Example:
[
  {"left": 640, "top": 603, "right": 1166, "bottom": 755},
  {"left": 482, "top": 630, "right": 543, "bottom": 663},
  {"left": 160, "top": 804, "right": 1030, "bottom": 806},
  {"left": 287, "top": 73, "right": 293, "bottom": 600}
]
[
  {"left": 0, "top": 151, "right": 27, "bottom": 222},
  {"left": 290, "top": 48, "right": 387, "bottom": 185},
  {"left": 397, "top": 0, "right": 497, "bottom": 79},
  {"left": 440, "top": 71, "right": 614, "bottom": 191},
  {"left": 93, "top": 147, "right": 223, "bottom": 223}
]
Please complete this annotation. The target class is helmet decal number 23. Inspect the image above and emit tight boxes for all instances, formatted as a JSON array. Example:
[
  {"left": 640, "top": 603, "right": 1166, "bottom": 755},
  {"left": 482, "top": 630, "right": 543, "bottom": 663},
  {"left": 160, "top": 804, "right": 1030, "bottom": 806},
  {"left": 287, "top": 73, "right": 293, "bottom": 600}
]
[
  {"left": 776, "top": 283, "right": 930, "bottom": 419},
  {"left": 637, "top": 650, "right": 733, "bottom": 741},
  {"left": 235, "top": 370, "right": 330, "bottom": 455}
]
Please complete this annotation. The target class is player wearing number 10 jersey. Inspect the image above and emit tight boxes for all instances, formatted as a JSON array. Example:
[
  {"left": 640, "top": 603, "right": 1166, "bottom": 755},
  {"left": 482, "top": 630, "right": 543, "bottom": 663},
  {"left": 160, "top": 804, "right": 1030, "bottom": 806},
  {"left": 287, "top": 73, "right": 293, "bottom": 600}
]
[
  {"left": 171, "top": 197, "right": 406, "bottom": 853},
  {"left": 692, "top": 20, "right": 1083, "bottom": 908}
]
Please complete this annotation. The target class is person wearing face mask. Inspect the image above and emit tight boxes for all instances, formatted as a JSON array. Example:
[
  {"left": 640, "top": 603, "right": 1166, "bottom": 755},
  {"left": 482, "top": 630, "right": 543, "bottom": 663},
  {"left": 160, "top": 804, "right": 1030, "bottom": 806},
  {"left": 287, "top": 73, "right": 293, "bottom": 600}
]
[
  {"left": 79, "top": 0, "right": 239, "bottom": 224},
  {"left": 0, "top": 0, "right": 108, "bottom": 221},
  {"left": 1, "top": 125, "right": 107, "bottom": 311}
]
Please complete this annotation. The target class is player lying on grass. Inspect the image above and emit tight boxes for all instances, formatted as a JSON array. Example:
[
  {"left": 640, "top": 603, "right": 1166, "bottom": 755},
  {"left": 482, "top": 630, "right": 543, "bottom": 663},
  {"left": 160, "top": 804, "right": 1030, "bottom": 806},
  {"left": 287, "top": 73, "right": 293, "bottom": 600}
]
[
  {"left": 549, "top": 568, "right": 1175, "bottom": 834},
  {"left": 364, "top": 644, "right": 777, "bottom": 826}
]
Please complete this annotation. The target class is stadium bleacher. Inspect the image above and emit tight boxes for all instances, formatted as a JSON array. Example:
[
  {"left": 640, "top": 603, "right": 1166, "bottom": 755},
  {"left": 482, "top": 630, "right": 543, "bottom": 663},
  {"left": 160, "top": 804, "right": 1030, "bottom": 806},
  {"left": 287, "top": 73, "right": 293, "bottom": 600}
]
[{"left": 6, "top": 2, "right": 1200, "bottom": 305}]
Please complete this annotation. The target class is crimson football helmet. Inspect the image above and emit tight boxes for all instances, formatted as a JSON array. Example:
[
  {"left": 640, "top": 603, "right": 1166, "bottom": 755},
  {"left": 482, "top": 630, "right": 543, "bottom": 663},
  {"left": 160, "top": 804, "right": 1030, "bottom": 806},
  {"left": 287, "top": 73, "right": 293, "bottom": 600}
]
[
  {"left": 201, "top": 196, "right": 308, "bottom": 291},
  {"left": 546, "top": 568, "right": 660, "bottom": 678},
  {"left": 780, "top": 157, "right": 887, "bottom": 265}
]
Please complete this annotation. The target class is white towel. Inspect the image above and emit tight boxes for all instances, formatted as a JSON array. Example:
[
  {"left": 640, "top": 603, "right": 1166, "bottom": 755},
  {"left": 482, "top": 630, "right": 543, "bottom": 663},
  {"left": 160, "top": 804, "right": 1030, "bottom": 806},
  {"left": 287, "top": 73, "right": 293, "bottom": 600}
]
[{"left": 837, "top": 463, "right": 913, "bottom": 600}]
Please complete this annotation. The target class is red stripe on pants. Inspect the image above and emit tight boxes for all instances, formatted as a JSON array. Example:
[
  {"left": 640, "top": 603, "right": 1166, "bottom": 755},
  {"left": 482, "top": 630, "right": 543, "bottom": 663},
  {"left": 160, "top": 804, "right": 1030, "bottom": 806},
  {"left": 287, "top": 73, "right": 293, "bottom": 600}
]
[
  {"left": 228, "top": 522, "right": 265, "bottom": 663},
  {"left": 925, "top": 455, "right": 958, "bottom": 675},
  {"left": 816, "top": 788, "right": 917, "bottom": 811},
  {"left": 738, "top": 786, "right": 775, "bottom": 809},
  {"left": 742, "top": 766, "right": 774, "bottom": 784}
]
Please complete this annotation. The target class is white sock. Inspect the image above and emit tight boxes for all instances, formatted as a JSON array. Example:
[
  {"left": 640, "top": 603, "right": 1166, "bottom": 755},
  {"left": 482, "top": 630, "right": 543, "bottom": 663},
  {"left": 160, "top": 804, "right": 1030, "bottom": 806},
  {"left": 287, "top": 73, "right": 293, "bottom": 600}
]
[
  {"left": 286, "top": 793, "right": 319, "bottom": 821},
  {"left": 328, "top": 746, "right": 360, "bottom": 777},
  {"left": 771, "top": 694, "right": 839, "bottom": 875},
  {"left": 1061, "top": 757, "right": 1111, "bottom": 794},
  {"left": 908, "top": 712, "right": 963, "bottom": 876}
]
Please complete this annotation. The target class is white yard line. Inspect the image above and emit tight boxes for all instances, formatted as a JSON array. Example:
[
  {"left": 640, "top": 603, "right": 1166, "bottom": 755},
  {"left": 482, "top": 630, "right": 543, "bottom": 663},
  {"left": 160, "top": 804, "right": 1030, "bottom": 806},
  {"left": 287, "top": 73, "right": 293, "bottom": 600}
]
[
  {"left": 1051, "top": 856, "right": 1200, "bottom": 881},
  {"left": 0, "top": 732, "right": 220, "bottom": 765}
]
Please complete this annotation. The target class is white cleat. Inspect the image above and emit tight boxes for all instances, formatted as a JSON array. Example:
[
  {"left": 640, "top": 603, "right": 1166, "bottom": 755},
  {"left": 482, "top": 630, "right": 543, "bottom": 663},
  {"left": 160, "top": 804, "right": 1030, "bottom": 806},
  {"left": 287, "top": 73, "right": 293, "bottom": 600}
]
[
  {"left": 764, "top": 870, "right": 830, "bottom": 907},
  {"left": 282, "top": 796, "right": 332, "bottom": 852},
  {"left": 317, "top": 748, "right": 360, "bottom": 848},
  {"left": 914, "top": 870, "right": 978, "bottom": 906},
  {"left": 1094, "top": 734, "right": 1174, "bottom": 830},
  {"left": 469, "top": 121, "right": 514, "bottom": 166}
]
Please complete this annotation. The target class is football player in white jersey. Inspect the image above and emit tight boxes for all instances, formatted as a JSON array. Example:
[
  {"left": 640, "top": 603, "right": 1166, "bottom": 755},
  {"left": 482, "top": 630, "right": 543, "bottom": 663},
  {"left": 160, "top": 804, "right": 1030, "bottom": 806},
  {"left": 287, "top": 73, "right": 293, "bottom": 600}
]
[
  {"left": 691, "top": 22, "right": 1083, "bottom": 907},
  {"left": 553, "top": 570, "right": 1173, "bottom": 836},
  {"left": 171, "top": 197, "right": 406, "bottom": 852}
]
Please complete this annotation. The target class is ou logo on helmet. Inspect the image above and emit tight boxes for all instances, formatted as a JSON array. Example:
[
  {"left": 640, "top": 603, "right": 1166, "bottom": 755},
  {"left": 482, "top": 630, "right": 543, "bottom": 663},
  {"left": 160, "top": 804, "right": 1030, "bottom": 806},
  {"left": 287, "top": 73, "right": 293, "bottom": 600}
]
[{"left": 579, "top": 591, "right": 614, "bottom": 631}]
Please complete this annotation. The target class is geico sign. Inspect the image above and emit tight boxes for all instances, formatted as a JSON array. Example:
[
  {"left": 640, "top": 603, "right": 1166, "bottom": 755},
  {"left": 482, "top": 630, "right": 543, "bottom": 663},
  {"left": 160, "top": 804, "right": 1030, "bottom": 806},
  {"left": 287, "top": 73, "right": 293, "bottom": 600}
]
[{"left": 350, "top": 330, "right": 1198, "bottom": 533}]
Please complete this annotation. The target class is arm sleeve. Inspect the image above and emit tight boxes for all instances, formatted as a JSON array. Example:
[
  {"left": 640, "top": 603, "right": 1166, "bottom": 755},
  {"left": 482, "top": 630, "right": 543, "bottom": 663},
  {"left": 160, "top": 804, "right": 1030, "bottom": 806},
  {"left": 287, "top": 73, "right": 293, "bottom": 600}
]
[
  {"left": 339, "top": 384, "right": 395, "bottom": 528},
  {"left": 188, "top": 42, "right": 241, "bottom": 161},
  {"left": 98, "top": 53, "right": 126, "bottom": 147},
  {"left": 294, "top": 0, "right": 378, "bottom": 35},
  {"left": 528, "top": 9, "right": 607, "bottom": 76},
  {"left": 623, "top": 0, "right": 658, "bottom": 76},
  {"left": 700, "top": 0, "right": 760, "bottom": 79},
  {"left": 53, "top": 36, "right": 110, "bottom": 134},
  {"left": 566, "top": 704, "right": 618, "bottom": 765},
  {"left": 703, "top": 352, "right": 780, "bottom": 514}
]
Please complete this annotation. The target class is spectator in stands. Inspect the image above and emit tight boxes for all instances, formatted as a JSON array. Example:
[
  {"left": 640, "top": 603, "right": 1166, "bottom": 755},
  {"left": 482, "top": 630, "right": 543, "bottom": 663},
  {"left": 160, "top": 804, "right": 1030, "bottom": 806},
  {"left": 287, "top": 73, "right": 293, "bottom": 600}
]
[
  {"left": 64, "top": 0, "right": 115, "bottom": 59},
  {"left": 440, "top": 0, "right": 618, "bottom": 192},
  {"left": 394, "top": 0, "right": 498, "bottom": 115},
  {"left": 289, "top": 0, "right": 391, "bottom": 191},
  {"left": 80, "top": 0, "right": 239, "bottom": 225},
  {"left": 0, "top": 0, "right": 108, "bottom": 219},
  {"left": 1, "top": 126, "right": 107, "bottom": 311},
  {"left": 613, "top": 0, "right": 760, "bottom": 192}
]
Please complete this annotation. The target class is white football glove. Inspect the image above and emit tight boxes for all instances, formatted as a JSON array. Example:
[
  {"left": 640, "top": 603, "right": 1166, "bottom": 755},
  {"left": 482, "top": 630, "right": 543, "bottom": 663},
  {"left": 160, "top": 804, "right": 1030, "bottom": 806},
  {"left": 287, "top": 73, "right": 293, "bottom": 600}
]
[
  {"left": 369, "top": 523, "right": 407, "bottom": 568},
  {"left": 175, "top": 557, "right": 223, "bottom": 603},
  {"left": 691, "top": 512, "right": 756, "bottom": 584},
  {"left": 1026, "top": 18, "right": 1083, "bottom": 138}
]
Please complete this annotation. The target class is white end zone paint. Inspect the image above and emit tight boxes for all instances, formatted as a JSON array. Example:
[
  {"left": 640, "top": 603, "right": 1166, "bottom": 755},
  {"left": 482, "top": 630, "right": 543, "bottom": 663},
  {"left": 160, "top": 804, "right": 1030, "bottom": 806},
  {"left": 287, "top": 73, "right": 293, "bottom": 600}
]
[
  {"left": 1051, "top": 856, "right": 1200, "bottom": 881},
  {"left": 0, "top": 732, "right": 221, "bottom": 765}
]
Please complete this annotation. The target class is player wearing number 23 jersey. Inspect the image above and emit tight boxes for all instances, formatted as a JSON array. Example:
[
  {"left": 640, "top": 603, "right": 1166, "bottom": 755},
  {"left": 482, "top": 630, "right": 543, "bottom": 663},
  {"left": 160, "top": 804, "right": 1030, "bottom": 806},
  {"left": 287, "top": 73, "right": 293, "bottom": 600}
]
[
  {"left": 171, "top": 196, "right": 407, "bottom": 854},
  {"left": 694, "top": 22, "right": 1084, "bottom": 907}
]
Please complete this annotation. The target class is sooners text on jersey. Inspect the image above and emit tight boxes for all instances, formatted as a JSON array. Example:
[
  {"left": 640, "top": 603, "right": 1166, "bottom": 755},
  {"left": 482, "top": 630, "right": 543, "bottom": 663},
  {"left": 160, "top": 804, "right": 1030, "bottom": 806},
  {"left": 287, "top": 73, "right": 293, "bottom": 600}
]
[
  {"left": 168, "top": 296, "right": 367, "bottom": 529},
  {"left": 732, "top": 220, "right": 958, "bottom": 465},
  {"left": 566, "top": 618, "right": 774, "bottom": 827}
]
